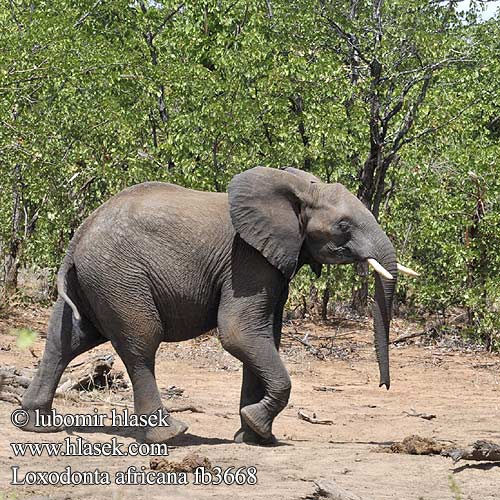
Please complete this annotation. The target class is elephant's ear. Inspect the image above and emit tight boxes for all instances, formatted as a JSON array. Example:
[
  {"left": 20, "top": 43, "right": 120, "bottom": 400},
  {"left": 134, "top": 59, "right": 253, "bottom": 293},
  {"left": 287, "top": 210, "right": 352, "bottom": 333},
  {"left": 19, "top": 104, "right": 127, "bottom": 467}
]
[
  {"left": 282, "top": 167, "right": 321, "bottom": 184},
  {"left": 228, "top": 167, "right": 311, "bottom": 279},
  {"left": 283, "top": 168, "right": 324, "bottom": 278}
]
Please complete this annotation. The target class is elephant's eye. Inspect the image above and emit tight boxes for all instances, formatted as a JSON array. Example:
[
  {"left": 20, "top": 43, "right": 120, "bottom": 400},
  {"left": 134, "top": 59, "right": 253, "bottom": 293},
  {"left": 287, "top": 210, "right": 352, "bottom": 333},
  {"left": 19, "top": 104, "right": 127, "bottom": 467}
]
[
  {"left": 337, "top": 221, "right": 350, "bottom": 233},
  {"left": 331, "top": 220, "right": 350, "bottom": 246}
]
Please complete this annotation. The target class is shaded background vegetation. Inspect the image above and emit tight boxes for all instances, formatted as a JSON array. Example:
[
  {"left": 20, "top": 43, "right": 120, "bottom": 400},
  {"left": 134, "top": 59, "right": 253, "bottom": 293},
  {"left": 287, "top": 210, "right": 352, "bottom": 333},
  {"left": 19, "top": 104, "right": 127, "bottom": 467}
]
[{"left": 1, "top": 0, "right": 499, "bottom": 348}]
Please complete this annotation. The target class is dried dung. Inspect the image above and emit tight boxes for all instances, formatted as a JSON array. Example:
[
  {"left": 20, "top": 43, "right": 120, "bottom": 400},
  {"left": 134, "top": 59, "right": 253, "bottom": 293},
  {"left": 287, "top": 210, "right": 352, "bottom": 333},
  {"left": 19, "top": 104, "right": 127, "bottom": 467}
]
[
  {"left": 380, "top": 435, "right": 449, "bottom": 455},
  {"left": 150, "top": 453, "right": 212, "bottom": 473}
]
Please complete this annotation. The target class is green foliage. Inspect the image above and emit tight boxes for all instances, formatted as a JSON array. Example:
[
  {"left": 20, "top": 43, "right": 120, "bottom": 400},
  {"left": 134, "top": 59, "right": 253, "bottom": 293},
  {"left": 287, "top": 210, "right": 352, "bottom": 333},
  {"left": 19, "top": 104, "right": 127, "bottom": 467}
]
[
  {"left": 13, "top": 327, "right": 37, "bottom": 349},
  {"left": 0, "top": 1, "right": 498, "bottom": 347},
  {"left": 448, "top": 474, "right": 463, "bottom": 500}
]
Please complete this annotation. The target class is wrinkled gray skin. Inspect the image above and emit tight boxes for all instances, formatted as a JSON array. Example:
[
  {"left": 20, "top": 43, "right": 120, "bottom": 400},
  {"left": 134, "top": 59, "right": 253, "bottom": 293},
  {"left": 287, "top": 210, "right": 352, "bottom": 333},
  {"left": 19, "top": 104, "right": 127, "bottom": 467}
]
[{"left": 21, "top": 167, "right": 397, "bottom": 444}]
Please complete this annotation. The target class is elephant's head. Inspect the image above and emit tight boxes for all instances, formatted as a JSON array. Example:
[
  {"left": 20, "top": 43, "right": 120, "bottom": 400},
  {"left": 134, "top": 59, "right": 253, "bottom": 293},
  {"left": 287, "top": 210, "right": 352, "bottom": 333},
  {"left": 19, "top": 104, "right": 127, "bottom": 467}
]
[{"left": 228, "top": 166, "right": 417, "bottom": 389}]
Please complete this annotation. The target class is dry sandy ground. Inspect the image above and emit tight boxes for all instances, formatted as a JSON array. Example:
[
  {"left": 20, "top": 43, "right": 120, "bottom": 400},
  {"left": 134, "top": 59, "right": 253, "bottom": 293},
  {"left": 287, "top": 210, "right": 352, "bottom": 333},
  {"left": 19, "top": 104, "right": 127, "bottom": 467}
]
[{"left": 0, "top": 306, "right": 499, "bottom": 500}]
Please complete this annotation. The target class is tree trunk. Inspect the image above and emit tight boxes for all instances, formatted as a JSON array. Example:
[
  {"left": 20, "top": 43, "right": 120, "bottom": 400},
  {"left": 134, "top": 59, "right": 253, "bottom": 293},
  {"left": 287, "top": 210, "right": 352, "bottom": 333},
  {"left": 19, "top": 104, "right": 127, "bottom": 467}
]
[
  {"left": 464, "top": 173, "right": 487, "bottom": 335},
  {"left": 347, "top": 5, "right": 385, "bottom": 312},
  {"left": 289, "top": 94, "right": 312, "bottom": 171},
  {"left": 4, "top": 164, "right": 22, "bottom": 294},
  {"left": 321, "top": 283, "right": 330, "bottom": 321}
]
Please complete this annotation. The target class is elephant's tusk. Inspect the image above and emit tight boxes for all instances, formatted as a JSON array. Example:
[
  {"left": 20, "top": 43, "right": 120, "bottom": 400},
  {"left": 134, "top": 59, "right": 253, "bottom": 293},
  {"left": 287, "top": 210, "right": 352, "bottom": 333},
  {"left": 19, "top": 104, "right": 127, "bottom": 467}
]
[
  {"left": 397, "top": 263, "right": 419, "bottom": 277},
  {"left": 367, "top": 258, "right": 394, "bottom": 280}
]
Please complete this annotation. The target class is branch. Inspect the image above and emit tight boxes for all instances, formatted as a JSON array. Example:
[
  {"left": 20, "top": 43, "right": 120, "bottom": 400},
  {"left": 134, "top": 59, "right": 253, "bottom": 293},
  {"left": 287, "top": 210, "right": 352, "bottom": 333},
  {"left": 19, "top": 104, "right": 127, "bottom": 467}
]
[
  {"left": 382, "top": 57, "right": 475, "bottom": 81},
  {"left": 169, "top": 405, "right": 204, "bottom": 414},
  {"left": 234, "top": 3, "right": 250, "bottom": 36},
  {"left": 349, "top": 0, "right": 360, "bottom": 18},
  {"left": 389, "top": 71, "right": 432, "bottom": 155},
  {"left": 74, "top": 0, "right": 104, "bottom": 28},
  {"left": 23, "top": 194, "right": 48, "bottom": 237},
  {"left": 155, "top": 3, "right": 185, "bottom": 36},
  {"left": 378, "top": 55, "right": 475, "bottom": 115},
  {"left": 346, "top": 0, "right": 361, "bottom": 85},
  {"left": 372, "top": 0, "right": 383, "bottom": 47},
  {"left": 310, "top": 480, "right": 362, "bottom": 500},
  {"left": 391, "top": 330, "right": 430, "bottom": 344},
  {"left": 224, "top": 1, "right": 240, "bottom": 16},
  {"left": 447, "top": 441, "right": 500, "bottom": 463},
  {"left": 382, "top": 72, "right": 432, "bottom": 129},
  {"left": 8, "top": 0, "right": 22, "bottom": 30},
  {"left": 158, "top": 84, "right": 168, "bottom": 122},
  {"left": 8, "top": 61, "right": 49, "bottom": 75},
  {"left": 323, "top": 15, "right": 370, "bottom": 65},
  {"left": 264, "top": 0, "right": 273, "bottom": 18},
  {"left": 212, "top": 135, "right": 223, "bottom": 192},
  {"left": 142, "top": 3, "right": 184, "bottom": 65},
  {"left": 290, "top": 333, "right": 325, "bottom": 360},
  {"left": 393, "top": 96, "right": 481, "bottom": 150},
  {"left": 297, "top": 410, "right": 333, "bottom": 425}
]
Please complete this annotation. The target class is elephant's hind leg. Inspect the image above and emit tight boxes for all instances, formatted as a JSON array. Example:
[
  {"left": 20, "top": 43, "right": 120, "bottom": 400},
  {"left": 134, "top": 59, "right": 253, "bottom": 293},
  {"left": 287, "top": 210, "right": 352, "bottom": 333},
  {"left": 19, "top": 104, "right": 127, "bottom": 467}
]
[
  {"left": 108, "top": 319, "right": 188, "bottom": 444},
  {"left": 21, "top": 297, "right": 107, "bottom": 432}
]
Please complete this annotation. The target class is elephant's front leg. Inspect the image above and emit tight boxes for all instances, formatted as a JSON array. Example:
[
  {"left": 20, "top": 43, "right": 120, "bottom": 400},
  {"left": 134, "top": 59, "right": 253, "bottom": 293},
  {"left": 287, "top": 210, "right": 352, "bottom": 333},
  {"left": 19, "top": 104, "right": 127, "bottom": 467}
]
[
  {"left": 233, "top": 287, "right": 288, "bottom": 445},
  {"left": 218, "top": 305, "right": 291, "bottom": 442},
  {"left": 234, "top": 366, "right": 272, "bottom": 444}
]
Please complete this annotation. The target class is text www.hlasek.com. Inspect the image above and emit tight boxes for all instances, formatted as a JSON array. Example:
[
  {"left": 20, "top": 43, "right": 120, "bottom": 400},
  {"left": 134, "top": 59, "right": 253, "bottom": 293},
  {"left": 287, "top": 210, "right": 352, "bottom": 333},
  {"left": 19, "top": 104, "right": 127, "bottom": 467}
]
[{"left": 11, "top": 436, "right": 167, "bottom": 457}]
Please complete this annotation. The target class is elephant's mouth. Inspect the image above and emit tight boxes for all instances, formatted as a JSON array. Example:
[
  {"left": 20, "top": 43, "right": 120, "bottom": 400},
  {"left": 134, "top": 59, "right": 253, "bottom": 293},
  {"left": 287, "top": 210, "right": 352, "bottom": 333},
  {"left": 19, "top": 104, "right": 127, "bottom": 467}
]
[
  {"left": 322, "top": 243, "right": 355, "bottom": 264},
  {"left": 309, "top": 241, "right": 420, "bottom": 278}
]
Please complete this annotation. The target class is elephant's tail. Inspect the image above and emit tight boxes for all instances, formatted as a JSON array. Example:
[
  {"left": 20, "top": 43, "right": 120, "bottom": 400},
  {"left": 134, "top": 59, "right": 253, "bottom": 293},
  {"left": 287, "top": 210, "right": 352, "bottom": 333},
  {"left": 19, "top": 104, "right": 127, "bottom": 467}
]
[{"left": 57, "top": 253, "right": 81, "bottom": 322}]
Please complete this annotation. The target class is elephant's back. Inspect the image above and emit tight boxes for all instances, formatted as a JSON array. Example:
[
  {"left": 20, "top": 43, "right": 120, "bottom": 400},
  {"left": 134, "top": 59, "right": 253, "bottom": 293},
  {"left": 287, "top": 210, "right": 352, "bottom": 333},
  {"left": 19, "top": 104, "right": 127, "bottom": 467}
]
[
  {"left": 71, "top": 182, "right": 231, "bottom": 247},
  {"left": 71, "top": 181, "right": 233, "bottom": 269},
  {"left": 92, "top": 181, "right": 228, "bottom": 221},
  {"left": 68, "top": 181, "right": 232, "bottom": 340},
  {"left": 123, "top": 181, "right": 230, "bottom": 222}
]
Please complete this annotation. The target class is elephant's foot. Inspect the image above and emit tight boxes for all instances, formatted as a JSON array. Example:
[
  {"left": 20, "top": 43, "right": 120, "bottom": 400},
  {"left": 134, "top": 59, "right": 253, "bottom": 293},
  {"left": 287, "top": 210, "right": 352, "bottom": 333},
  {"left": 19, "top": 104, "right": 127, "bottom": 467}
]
[
  {"left": 17, "top": 408, "right": 64, "bottom": 433},
  {"left": 142, "top": 412, "right": 188, "bottom": 443},
  {"left": 240, "top": 402, "right": 273, "bottom": 440},
  {"left": 234, "top": 426, "right": 277, "bottom": 446}
]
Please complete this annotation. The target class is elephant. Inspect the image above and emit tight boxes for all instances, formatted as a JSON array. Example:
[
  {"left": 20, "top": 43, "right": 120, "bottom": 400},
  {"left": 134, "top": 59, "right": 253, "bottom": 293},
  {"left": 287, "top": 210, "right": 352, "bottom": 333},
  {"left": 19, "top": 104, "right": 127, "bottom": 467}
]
[{"left": 20, "top": 166, "right": 417, "bottom": 445}]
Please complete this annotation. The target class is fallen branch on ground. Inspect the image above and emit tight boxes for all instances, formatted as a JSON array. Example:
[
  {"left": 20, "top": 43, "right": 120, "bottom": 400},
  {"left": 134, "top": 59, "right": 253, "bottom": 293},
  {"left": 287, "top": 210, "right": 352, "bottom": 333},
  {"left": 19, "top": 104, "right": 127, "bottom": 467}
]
[
  {"left": 305, "top": 479, "right": 362, "bottom": 499},
  {"left": 150, "top": 452, "right": 212, "bottom": 473},
  {"left": 163, "top": 385, "right": 184, "bottom": 398},
  {"left": 56, "top": 354, "right": 128, "bottom": 394},
  {"left": 403, "top": 408, "right": 436, "bottom": 420},
  {"left": 313, "top": 386, "right": 343, "bottom": 393},
  {"left": 390, "top": 331, "right": 429, "bottom": 344},
  {"left": 75, "top": 399, "right": 203, "bottom": 414},
  {"left": 168, "top": 405, "right": 204, "bottom": 414},
  {"left": 76, "top": 398, "right": 132, "bottom": 408},
  {"left": 298, "top": 410, "right": 333, "bottom": 425},
  {"left": 0, "top": 393, "right": 21, "bottom": 404},
  {"left": 0, "top": 367, "right": 33, "bottom": 388},
  {"left": 0, "top": 367, "right": 34, "bottom": 404},
  {"left": 472, "top": 362, "right": 500, "bottom": 370},
  {"left": 445, "top": 440, "right": 500, "bottom": 463},
  {"left": 290, "top": 331, "right": 325, "bottom": 360}
]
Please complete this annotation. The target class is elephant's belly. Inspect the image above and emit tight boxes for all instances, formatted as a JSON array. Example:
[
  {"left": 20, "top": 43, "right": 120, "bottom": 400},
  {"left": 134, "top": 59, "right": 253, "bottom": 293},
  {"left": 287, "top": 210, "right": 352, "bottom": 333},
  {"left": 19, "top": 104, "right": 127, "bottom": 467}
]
[
  {"left": 156, "top": 293, "right": 220, "bottom": 342},
  {"left": 144, "top": 246, "right": 226, "bottom": 342}
]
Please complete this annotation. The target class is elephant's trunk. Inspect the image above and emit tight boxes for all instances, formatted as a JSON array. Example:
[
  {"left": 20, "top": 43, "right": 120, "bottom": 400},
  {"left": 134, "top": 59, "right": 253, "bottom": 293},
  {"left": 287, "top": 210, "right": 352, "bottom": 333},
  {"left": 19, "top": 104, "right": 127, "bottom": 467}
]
[{"left": 370, "top": 236, "right": 397, "bottom": 389}]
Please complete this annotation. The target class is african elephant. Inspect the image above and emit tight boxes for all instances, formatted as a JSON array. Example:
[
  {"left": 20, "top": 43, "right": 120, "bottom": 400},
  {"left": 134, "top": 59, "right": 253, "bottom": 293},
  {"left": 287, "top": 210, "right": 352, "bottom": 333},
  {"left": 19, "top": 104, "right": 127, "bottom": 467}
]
[{"left": 21, "top": 166, "right": 416, "bottom": 444}]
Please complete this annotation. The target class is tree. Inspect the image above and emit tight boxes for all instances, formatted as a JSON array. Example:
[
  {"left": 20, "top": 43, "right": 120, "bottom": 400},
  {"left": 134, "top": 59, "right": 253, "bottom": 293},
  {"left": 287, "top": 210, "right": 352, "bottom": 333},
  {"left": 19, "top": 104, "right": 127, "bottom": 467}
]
[{"left": 0, "top": 0, "right": 498, "bottom": 348}]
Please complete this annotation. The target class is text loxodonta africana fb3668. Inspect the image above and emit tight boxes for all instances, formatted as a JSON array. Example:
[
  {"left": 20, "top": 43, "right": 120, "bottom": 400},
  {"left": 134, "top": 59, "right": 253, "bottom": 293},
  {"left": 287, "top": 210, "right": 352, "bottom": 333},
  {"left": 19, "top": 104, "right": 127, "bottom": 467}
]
[{"left": 20, "top": 167, "right": 418, "bottom": 444}]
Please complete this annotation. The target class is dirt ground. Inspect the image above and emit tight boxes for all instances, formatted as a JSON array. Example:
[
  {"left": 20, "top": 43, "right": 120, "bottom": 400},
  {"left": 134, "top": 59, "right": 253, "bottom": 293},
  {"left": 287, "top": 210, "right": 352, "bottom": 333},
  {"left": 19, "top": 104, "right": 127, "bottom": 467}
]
[{"left": 1, "top": 305, "right": 499, "bottom": 500}]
